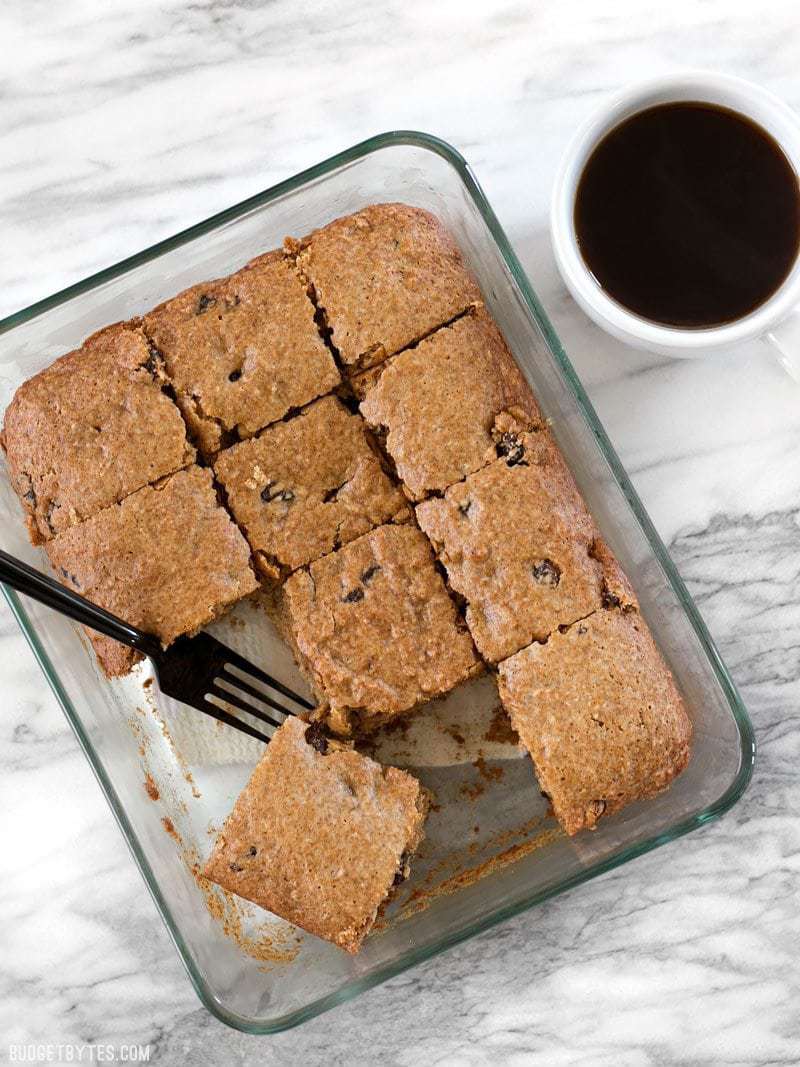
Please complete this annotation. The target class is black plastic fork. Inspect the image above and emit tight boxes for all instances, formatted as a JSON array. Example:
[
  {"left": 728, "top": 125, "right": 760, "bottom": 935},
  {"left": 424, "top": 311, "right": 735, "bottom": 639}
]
[{"left": 0, "top": 548, "right": 312, "bottom": 743}]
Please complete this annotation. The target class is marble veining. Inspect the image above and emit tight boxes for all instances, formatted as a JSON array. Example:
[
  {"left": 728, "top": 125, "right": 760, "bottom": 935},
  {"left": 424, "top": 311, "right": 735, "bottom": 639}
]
[{"left": 2, "top": 0, "right": 800, "bottom": 1062}]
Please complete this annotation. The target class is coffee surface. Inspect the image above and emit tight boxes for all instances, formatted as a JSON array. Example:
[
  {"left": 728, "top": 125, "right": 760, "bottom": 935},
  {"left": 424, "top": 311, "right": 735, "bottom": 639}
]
[{"left": 575, "top": 102, "right": 800, "bottom": 327}]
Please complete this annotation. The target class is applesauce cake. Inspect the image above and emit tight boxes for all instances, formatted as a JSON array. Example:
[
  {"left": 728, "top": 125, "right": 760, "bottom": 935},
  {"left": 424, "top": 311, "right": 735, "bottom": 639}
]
[
  {"left": 214, "top": 395, "right": 410, "bottom": 579},
  {"left": 416, "top": 429, "right": 635, "bottom": 663},
  {"left": 498, "top": 606, "right": 693, "bottom": 835},
  {"left": 356, "top": 307, "right": 543, "bottom": 500},
  {"left": 278, "top": 524, "right": 481, "bottom": 736},
  {"left": 44, "top": 467, "right": 257, "bottom": 676},
  {"left": 143, "top": 251, "right": 339, "bottom": 456},
  {"left": 1, "top": 322, "right": 194, "bottom": 543},
  {"left": 2, "top": 200, "right": 693, "bottom": 939},
  {"left": 204, "top": 715, "right": 429, "bottom": 953},
  {"left": 289, "top": 203, "right": 481, "bottom": 373}
]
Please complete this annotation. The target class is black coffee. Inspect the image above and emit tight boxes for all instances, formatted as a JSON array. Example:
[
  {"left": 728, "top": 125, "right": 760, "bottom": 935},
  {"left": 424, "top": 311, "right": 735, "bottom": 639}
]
[{"left": 574, "top": 102, "right": 800, "bottom": 327}]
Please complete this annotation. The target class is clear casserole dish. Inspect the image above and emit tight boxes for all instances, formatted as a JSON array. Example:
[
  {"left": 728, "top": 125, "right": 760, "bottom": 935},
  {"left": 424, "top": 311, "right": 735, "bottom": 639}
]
[{"left": 0, "top": 132, "right": 755, "bottom": 1033}]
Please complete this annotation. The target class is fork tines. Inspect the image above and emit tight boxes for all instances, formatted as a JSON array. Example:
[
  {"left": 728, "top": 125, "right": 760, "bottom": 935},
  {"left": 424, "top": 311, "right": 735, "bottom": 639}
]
[{"left": 195, "top": 640, "right": 313, "bottom": 745}]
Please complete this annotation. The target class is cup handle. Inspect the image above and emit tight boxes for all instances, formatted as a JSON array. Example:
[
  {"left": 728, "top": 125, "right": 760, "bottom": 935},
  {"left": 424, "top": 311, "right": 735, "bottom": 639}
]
[{"left": 765, "top": 310, "right": 800, "bottom": 380}]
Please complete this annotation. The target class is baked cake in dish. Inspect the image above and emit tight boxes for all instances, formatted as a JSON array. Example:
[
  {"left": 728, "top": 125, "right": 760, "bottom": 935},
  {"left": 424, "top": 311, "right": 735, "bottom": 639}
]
[
  {"left": 356, "top": 307, "right": 543, "bottom": 500},
  {"left": 44, "top": 467, "right": 257, "bottom": 676},
  {"left": 279, "top": 523, "right": 481, "bottom": 735},
  {"left": 416, "top": 430, "right": 634, "bottom": 662},
  {"left": 203, "top": 715, "right": 429, "bottom": 953},
  {"left": 290, "top": 203, "right": 481, "bottom": 372},
  {"left": 498, "top": 606, "right": 693, "bottom": 835},
  {"left": 1, "top": 202, "right": 695, "bottom": 953},
  {"left": 214, "top": 395, "right": 410, "bottom": 579},
  {"left": 1, "top": 322, "right": 194, "bottom": 543},
  {"left": 143, "top": 251, "right": 339, "bottom": 456}
]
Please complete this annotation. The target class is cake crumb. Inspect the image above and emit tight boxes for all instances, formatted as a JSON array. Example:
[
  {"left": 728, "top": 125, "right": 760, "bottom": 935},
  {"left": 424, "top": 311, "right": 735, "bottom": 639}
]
[
  {"left": 460, "top": 780, "right": 485, "bottom": 801},
  {"left": 442, "top": 724, "right": 466, "bottom": 746},
  {"left": 474, "top": 756, "right": 503, "bottom": 783},
  {"left": 161, "top": 816, "right": 180, "bottom": 842},
  {"left": 484, "top": 704, "right": 520, "bottom": 746},
  {"left": 400, "top": 827, "right": 563, "bottom": 920}
]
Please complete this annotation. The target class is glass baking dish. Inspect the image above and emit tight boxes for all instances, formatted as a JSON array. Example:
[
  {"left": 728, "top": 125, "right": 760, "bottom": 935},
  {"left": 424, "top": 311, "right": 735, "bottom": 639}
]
[{"left": 0, "top": 131, "right": 755, "bottom": 1034}]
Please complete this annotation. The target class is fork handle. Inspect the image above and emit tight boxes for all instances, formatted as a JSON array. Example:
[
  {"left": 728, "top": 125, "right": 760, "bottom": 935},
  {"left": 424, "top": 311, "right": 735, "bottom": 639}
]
[{"left": 0, "top": 548, "right": 161, "bottom": 658}]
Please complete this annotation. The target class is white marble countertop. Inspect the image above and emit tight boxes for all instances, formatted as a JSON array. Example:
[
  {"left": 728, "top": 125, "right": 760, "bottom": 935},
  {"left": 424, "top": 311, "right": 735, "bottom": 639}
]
[{"left": 2, "top": 1, "right": 799, "bottom": 1062}]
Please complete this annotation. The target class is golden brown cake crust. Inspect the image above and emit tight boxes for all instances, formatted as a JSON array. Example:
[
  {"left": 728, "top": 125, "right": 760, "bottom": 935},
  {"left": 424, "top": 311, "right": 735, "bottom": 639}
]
[
  {"left": 143, "top": 251, "right": 339, "bottom": 456},
  {"left": 498, "top": 608, "right": 692, "bottom": 835},
  {"left": 280, "top": 524, "right": 481, "bottom": 734},
  {"left": 214, "top": 396, "right": 410, "bottom": 578},
  {"left": 203, "top": 715, "right": 429, "bottom": 953},
  {"left": 357, "top": 308, "right": 543, "bottom": 500},
  {"left": 292, "top": 203, "right": 481, "bottom": 372},
  {"left": 44, "top": 467, "right": 257, "bottom": 676},
  {"left": 415, "top": 431, "right": 636, "bottom": 663},
  {"left": 1, "top": 322, "right": 194, "bottom": 544}
]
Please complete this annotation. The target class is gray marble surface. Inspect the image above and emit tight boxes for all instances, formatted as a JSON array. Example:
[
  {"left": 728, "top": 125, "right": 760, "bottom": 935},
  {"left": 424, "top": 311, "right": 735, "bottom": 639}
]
[{"left": 1, "top": 1, "right": 799, "bottom": 1062}]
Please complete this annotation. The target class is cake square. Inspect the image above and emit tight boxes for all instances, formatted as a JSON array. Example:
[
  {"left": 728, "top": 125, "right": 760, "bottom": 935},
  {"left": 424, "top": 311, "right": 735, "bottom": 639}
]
[
  {"left": 143, "top": 251, "right": 340, "bottom": 456},
  {"left": 416, "top": 432, "right": 635, "bottom": 662},
  {"left": 214, "top": 396, "right": 410, "bottom": 578},
  {"left": 357, "top": 308, "right": 543, "bottom": 500},
  {"left": 1, "top": 322, "right": 194, "bottom": 544},
  {"left": 291, "top": 203, "right": 481, "bottom": 373},
  {"left": 203, "top": 715, "right": 429, "bottom": 953},
  {"left": 279, "top": 524, "right": 481, "bottom": 735},
  {"left": 498, "top": 607, "right": 692, "bottom": 835},
  {"left": 45, "top": 466, "right": 258, "bottom": 677}
]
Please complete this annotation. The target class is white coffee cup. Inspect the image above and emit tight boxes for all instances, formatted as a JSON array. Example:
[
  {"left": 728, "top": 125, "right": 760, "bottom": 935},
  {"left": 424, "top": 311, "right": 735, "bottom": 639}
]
[{"left": 550, "top": 71, "right": 800, "bottom": 379}]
